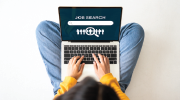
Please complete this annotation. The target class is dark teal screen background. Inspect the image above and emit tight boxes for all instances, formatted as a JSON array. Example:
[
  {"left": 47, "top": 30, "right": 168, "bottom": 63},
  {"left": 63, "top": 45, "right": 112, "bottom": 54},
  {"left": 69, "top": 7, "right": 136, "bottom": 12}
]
[{"left": 59, "top": 7, "right": 122, "bottom": 41}]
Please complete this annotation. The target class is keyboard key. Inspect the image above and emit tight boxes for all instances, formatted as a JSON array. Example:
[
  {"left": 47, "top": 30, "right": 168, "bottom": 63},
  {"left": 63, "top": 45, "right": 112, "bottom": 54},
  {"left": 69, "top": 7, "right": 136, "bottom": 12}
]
[
  {"left": 111, "top": 54, "right": 117, "bottom": 57},
  {"left": 64, "top": 54, "right": 70, "bottom": 57},
  {"left": 77, "top": 51, "right": 80, "bottom": 53},
  {"left": 114, "top": 51, "right": 117, "bottom": 53},
  {"left": 101, "top": 47, "right": 104, "bottom": 50},
  {"left": 107, "top": 54, "right": 110, "bottom": 57},
  {"left": 81, "top": 61, "right": 93, "bottom": 64},
  {"left": 110, "top": 61, "right": 113, "bottom": 64},
  {"left": 75, "top": 47, "right": 78, "bottom": 50},
  {"left": 93, "top": 47, "right": 96, "bottom": 50},
  {"left": 64, "top": 61, "right": 68, "bottom": 64},
  {"left": 70, "top": 51, "right": 73, "bottom": 53},
  {"left": 84, "top": 54, "right": 88, "bottom": 57},
  {"left": 64, "top": 51, "right": 69, "bottom": 53},
  {"left": 108, "top": 47, "right": 111, "bottom": 50},
  {"left": 109, "top": 58, "right": 117, "bottom": 60},
  {"left": 79, "top": 47, "right": 82, "bottom": 50},
  {"left": 68, "top": 47, "right": 71, "bottom": 50},
  {"left": 97, "top": 47, "right": 100, "bottom": 50},
  {"left": 89, "top": 54, "right": 92, "bottom": 57},
  {"left": 72, "top": 47, "right": 74, "bottom": 50},
  {"left": 64, "top": 47, "right": 67, "bottom": 50},
  {"left": 95, "top": 51, "right": 98, "bottom": 53},
  {"left": 88, "top": 50, "right": 91, "bottom": 53},
  {"left": 87, "top": 58, "right": 90, "bottom": 60},
  {"left": 114, "top": 61, "right": 117, "bottom": 64},
  {"left": 99, "top": 51, "right": 102, "bottom": 53},
  {"left": 90, "top": 47, "right": 93, "bottom": 50},
  {"left": 64, "top": 58, "right": 71, "bottom": 61},
  {"left": 110, "top": 51, "right": 113, "bottom": 53},
  {"left": 92, "top": 51, "right": 96, "bottom": 53},
  {"left": 106, "top": 51, "right": 109, "bottom": 53},
  {"left": 71, "top": 54, "right": 75, "bottom": 57},
  {"left": 112, "top": 46, "right": 117, "bottom": 50},
  {"left": 91, "top": 58, "right": 94, "bottom": 61},
  {"left": 73, "top": 51, "right": 76, "bottom": 53},
  {"left": 81, "top": 51, "right": 84, "bottom": 53},
  {"left": 105, "top": 47, "right": 107, "bottom": 50},
  {"left": 95, "top": 54, "right": 98, "bottom": 57}
]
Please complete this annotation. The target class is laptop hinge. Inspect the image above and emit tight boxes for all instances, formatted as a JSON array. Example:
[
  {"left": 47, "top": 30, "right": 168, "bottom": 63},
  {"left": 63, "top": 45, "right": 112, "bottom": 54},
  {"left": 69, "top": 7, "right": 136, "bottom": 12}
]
[
  {"left": 70, "top": 40, "right": 111, "bottom": 42},
  {"left": 62, "top": 41, "right": 119, "bottom": 43}
]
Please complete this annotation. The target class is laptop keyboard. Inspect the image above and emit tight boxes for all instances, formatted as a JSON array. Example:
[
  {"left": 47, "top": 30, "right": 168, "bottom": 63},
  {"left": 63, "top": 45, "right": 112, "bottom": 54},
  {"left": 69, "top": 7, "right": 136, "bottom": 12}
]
[{"left": 64, "top": 45, "right": 117, "bottom": 64}]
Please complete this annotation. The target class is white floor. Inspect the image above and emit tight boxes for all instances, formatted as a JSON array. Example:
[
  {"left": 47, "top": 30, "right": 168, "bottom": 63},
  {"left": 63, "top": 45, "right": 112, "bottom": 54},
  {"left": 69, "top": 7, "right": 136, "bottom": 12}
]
[{"left": 0, "top": 0, "right": 180, "bottom": 100}]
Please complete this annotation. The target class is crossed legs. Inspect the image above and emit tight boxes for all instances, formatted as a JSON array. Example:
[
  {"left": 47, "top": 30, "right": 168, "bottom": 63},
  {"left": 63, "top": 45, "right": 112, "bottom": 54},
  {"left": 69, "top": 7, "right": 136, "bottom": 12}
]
[{"left": 36, "top": 20, "right": 144, "bottom": 95}]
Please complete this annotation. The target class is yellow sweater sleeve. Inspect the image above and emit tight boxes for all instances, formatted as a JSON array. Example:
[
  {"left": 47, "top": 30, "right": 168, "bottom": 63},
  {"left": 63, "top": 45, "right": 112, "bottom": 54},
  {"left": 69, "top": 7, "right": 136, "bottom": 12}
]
[
  {"left": 100, "top": 73, "right": 130, "bottom": 100},
  {"left": 54, "top": 76, "right": 77, "bottom": 99}
]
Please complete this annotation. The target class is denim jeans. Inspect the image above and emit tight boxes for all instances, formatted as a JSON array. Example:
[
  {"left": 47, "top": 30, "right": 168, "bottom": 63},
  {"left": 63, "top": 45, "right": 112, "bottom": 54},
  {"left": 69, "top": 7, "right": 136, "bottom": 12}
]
[{"left": 36, "top": 20, "right": 144, "bottom": 95}]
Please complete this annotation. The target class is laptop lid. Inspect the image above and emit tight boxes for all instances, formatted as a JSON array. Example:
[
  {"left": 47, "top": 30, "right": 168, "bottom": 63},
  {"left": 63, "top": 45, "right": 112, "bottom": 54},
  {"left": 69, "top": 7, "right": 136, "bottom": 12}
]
[{"left": 58, "top": 7, "right": 123, "bottom": 42}]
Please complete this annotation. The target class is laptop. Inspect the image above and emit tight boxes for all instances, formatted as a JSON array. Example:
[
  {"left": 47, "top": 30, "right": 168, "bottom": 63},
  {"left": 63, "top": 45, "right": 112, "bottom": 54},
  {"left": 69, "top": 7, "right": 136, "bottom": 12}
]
[{"left": 58, "top": 6, "right": 122, "bottom": 82}]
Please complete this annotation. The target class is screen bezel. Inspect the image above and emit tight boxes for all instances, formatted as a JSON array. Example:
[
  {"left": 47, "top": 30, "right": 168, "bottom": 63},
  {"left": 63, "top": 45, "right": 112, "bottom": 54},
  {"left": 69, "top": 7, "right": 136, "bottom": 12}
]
[{"left": 58, "top": 6, "right": 123, "bottom": 42}]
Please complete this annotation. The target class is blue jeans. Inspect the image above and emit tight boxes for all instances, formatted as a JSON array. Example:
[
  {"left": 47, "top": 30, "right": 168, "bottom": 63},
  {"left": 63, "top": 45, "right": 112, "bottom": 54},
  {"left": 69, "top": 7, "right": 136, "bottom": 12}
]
[{"left": 36, "top": 20, "right": 144, "bottom": 95}]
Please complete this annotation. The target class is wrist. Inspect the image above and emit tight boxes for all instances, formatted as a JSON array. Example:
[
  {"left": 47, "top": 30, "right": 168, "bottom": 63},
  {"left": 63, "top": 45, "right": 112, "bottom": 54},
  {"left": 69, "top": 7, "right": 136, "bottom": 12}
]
[
  {"left": 67, "top": 75, "right": 78, "bottom": 80},
  {"left": 100, "top": 73, "right": 111, "bottom": 79}
]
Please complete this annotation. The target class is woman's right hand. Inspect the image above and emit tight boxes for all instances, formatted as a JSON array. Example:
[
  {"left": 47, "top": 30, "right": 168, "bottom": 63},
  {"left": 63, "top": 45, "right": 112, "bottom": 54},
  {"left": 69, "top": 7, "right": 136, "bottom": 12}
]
[
  {"left": 67, "top": 56, "right": 85, "bottom": 80},
  {"left": 92, "top": 53, "right": 110, "bottom": 80}
]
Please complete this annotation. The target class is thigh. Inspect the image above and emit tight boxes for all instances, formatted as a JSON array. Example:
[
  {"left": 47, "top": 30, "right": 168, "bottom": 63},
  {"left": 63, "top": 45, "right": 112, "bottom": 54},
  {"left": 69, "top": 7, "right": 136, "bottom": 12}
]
[
  {"left": 119, "top": 23, "right": 145, "bottom": 92},
  {"left": 36, "top": 20, "right": 62, "bottom": 95}
]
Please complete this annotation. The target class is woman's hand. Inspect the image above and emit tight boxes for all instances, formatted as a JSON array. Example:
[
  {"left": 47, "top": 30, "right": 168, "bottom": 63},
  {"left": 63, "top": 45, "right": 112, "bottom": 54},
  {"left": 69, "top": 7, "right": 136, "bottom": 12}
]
[
  {"left": 67, "top": 56, "right": 85, "bottom": 80},
  {"left": 92, "top": 53, "right": 110, "bottom": 80}
]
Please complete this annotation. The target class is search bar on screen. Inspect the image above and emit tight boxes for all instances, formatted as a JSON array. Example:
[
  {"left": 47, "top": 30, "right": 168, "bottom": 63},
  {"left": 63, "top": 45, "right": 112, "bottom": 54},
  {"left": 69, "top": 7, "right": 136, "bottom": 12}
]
[{"left": 67, "top": 21, "right": 113, "bottom": 26}]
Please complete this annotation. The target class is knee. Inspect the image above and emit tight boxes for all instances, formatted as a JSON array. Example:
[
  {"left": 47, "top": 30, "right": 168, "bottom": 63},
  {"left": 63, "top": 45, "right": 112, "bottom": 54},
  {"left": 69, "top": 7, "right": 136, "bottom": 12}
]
[
  {"left": 129, "top": 23, "right": 145, "bottom": 40},
  {"left": 36, "top": 20, "right": 50, "bottom": 38},
  {"left": 122, "top": 23, "right": 145, "bottom": 41}
]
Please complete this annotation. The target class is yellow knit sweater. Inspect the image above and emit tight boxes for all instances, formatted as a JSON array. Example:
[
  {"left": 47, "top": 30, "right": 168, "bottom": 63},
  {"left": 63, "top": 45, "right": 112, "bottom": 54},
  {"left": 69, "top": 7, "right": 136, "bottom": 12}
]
[{"left": 54, "top": 73, "right": 129, "bottom": 100}]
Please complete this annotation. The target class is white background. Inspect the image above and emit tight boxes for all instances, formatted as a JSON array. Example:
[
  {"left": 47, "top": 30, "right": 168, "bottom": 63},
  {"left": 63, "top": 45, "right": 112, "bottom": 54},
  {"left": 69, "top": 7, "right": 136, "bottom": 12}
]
[{"left": 0, "top": 0, "right": 180, "bottom": 100}]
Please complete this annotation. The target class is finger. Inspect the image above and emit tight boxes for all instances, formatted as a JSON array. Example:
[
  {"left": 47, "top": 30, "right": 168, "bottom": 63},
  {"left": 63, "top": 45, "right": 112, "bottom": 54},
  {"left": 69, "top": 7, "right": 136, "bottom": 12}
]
[
  {"left": 93, "top": 61, "right": 98, "bottom": 74},
  {"left": 103, "top": 55, "right": 107, "bottom": 64},
  {"left": 68, "top": 59, "right": 72, "bottom": 64},
  {"left": 106, "top": 56, "right": 109, "bottom": 65},
  {"left": 76, "top": 55, "right": 84, "bottom": 65},
  {"left": 79, "top": 63, "right": 85, "bottom": 74},
  {"left": 98, "top": 54, "right": 104, "bottom": 63},
  {"left": 92, "top": 53, "right": 100, "bottom": 64},
  {"left": 69, "top": 56, "right": 75, "bottom": 64},
  {"left": 73, "top": 56, "right": 81, "bottom": 64}
]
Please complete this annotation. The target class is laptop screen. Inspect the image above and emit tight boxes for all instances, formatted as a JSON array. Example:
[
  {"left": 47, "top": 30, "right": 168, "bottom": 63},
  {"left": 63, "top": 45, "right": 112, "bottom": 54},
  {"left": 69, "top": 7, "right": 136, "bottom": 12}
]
[{"left": 59, "top": 7, "right": 122, "bottom": 41}]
